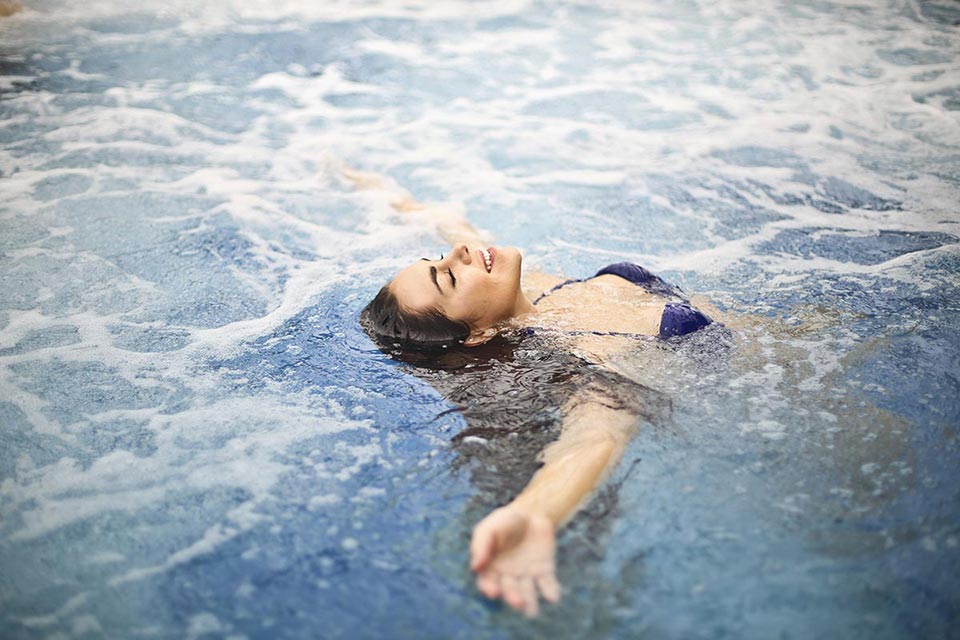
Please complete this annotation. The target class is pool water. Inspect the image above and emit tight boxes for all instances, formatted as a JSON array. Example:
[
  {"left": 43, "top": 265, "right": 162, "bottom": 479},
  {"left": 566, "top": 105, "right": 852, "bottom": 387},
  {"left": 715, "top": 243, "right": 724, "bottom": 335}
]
[{"left": 1, "top": 0, "right": 958, "bottom": 638}]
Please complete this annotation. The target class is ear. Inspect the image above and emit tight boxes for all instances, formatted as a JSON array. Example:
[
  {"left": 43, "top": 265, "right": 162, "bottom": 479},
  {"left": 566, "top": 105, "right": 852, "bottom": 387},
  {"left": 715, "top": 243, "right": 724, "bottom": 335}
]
[{"left": 463, "top": 327, "right": 498, "bottom": 347}]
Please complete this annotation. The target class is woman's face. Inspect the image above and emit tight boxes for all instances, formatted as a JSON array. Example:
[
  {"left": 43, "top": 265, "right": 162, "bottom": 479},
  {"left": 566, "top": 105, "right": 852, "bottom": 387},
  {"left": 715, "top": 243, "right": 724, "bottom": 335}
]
[{"left": 389, "top": 244, "right": 526, "bottom": 332}]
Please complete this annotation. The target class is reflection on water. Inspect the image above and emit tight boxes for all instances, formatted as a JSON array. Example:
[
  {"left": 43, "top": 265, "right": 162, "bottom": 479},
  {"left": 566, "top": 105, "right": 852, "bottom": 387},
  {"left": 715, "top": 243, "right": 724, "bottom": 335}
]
[{"left": 1, "top": 0, "right": 958, "bottom": 638}]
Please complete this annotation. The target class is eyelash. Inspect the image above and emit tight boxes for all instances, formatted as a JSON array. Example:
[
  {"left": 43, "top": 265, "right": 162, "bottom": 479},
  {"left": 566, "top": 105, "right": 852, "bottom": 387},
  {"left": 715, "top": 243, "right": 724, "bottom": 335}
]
[{"left": 431, "top": 255, "right": 455, "bottom": 288}]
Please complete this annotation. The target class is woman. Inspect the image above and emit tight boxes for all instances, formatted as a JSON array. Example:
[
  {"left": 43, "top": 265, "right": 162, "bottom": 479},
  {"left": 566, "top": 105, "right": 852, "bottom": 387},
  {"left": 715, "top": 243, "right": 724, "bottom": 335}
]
[{"left": 353, "top": 167, "right": 716, "bottom": 617}]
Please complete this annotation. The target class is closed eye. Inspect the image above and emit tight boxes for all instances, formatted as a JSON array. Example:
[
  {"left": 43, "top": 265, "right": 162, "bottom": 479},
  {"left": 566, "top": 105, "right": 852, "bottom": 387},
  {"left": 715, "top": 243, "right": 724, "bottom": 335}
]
[{"left": 447, "top": 268, "right": 456, "bottom": 287}]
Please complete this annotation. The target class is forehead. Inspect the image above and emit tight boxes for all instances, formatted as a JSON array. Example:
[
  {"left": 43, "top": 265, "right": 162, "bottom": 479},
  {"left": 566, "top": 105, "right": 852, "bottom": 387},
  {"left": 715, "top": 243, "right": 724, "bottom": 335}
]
[{"left": 390, "top": 259, "right": 441, "bottom": 313}]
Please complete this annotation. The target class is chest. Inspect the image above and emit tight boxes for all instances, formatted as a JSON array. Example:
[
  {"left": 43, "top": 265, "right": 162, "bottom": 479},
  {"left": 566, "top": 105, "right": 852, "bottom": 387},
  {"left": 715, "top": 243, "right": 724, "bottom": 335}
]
[{"left": 533, "top": 276, "right": 668, "bottom": 336}]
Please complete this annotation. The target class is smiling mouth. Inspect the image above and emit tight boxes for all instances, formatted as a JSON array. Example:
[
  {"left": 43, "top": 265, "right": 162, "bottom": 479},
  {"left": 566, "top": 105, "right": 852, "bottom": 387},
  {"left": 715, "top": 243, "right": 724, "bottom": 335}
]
[{"left": 480, "top": 247, "right": 494, "bottom": 272}]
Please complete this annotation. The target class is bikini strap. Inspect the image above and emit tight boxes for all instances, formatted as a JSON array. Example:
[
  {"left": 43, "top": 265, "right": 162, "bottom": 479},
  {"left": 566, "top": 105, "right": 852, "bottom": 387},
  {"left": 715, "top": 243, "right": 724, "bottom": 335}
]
[
  {"left": 532, "top": 263, "right": 687, "bottom": 306},
  {"left": 532, "top": 277, "right": 583, "bottom": 305}
]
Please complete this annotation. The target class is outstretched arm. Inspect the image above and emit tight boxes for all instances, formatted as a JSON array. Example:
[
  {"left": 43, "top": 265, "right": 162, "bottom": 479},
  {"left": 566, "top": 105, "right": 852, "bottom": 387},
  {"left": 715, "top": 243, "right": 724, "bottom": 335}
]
[
  {"left": 470, "top": 396, "right": 638, "bottom": 616},
  {"left": 342, "top": 165, "right": 489, "bottom": 247},
  {"left": 342, "top": 164, "right": 573, "bottom": 290}
]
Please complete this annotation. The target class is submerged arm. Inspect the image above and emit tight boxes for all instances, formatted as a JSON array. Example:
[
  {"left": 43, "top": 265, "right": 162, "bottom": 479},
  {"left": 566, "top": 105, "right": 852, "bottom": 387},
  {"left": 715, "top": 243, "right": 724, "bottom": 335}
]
[
  {"left": 512, "top": 400, "right": 636, "bottom": 526},
  {"left": 341, "top": 165, "right": 488, "bottom": 246},
  {"left": 470, "top": 391, "right": 639, "bottom": 616}
]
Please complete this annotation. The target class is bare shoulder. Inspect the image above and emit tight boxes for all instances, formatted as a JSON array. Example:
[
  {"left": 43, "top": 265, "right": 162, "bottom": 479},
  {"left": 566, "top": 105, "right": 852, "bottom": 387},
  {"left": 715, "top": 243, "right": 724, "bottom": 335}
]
[{"left": 522, "top": 271, "right": 567, "bottom": 300}]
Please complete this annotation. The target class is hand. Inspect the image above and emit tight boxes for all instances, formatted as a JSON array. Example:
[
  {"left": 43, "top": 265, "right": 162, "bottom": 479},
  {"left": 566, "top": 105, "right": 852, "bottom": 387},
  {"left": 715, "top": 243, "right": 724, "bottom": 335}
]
[{"left": 470, "top": 506, "right": 561, "bottom": 617}]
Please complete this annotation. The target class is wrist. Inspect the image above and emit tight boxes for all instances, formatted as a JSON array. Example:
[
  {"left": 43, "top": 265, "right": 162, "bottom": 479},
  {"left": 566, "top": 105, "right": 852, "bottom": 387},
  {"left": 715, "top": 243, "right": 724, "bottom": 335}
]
[{"left": 507, "top": 499, "right": 559, "bottom": 528}]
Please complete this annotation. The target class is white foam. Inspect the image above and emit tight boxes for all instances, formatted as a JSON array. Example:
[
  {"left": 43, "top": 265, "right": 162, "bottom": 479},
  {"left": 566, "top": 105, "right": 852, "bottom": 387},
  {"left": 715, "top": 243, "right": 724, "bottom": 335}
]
[
  {"left": 1, "top": 0, "right": 958, "bottom": 628},
  {"left": 0, "top": 73, "right": 35, "bottom": 91},
  {"left": 308, "top": 494, "right": 341, "bottom": 510},
  {"left": 6, "top": 394, "right": 372, "bottom": 542},
  {"left": 86, "top": 551, "right": 126, "bottom": 565},
  {"left": 111, "top": 521, "right": 240, "bottom": 586},
  {"left": 186, "top": 613, "right": 224, "bottom": 639},
  {"left": 18, "top": 592, "right": 89, "bottom": 629}
]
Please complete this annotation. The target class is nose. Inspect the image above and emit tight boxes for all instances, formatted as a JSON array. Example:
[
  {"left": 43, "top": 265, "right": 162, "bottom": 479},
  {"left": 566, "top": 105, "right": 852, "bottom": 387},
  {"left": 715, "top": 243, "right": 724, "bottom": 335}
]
[{"left": 453, "top": 244, "right": 471, "bottom": 264}]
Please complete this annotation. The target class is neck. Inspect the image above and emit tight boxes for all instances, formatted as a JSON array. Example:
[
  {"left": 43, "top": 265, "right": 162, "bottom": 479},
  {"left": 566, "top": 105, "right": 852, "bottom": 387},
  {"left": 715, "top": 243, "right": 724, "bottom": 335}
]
[
  {"left": 510, "top": 290, "right": 576, "bottom": 334},
  {"left": 512, "top": 290, "right": 538, "bottom": 320}
]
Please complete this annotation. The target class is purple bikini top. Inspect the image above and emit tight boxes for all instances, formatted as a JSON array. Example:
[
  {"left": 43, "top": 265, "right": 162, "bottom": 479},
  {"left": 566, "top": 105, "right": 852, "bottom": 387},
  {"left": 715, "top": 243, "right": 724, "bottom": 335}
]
[{"left": 531, "top": 262, "right": 713, "bottom": 339}]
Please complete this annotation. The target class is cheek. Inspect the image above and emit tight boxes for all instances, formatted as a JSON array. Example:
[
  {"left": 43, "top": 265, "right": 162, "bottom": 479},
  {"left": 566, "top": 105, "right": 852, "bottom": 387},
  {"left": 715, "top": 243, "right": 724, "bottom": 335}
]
[
  {"left": 488, "top": 279, "right": 515, "bottom": 312},
  {"left": 459, "top": 276, "right": 514, "bottom": 322}
]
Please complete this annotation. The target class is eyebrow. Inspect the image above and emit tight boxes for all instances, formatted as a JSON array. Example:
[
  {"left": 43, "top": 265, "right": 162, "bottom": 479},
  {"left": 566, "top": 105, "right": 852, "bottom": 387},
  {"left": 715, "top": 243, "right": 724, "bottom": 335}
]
[
  {"left": 428, "top": 265, "right": 442, "bottom": 294},
  {"left": 419, "top": 258, "right": 444, "bottom": 294}
]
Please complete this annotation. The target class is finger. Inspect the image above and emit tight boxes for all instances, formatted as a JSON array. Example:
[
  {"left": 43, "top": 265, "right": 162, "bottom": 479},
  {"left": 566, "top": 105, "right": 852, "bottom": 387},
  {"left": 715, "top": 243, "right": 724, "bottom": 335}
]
[
  {"left": 470, "top": 527, "right": 495, "bottom": 572},
  {"left": 476, "top": 570, "right": 501, "bottom": 599},
  {"left": 518, "top": 576, "right": 539, "bottom": 618},
  {"left": 500, "top": 575, "right": 525, "bottom": 612},
  {"left": 535, "top": 573, "right": 561, "bottom": 604}
]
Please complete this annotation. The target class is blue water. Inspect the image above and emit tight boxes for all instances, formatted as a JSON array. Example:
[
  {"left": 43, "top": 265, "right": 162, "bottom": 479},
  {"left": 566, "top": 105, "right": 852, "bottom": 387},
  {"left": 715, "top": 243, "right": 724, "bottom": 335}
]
[{"left": 1, "top": 0, "right": 959, "bottom": 638}]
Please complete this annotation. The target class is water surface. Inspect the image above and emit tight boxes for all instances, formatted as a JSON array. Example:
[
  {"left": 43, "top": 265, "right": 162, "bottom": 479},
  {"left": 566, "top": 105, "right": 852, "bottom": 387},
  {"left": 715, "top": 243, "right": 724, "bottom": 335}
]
[{"left": 1, "top": 0, "right": 959, "bottom": 638}]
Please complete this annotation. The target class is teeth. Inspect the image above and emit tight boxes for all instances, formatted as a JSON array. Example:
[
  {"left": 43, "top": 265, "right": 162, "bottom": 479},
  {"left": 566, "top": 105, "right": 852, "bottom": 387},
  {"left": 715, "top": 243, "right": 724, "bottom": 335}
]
[{"left": 480, "top": 248, "right": 492, "bottom": 272}]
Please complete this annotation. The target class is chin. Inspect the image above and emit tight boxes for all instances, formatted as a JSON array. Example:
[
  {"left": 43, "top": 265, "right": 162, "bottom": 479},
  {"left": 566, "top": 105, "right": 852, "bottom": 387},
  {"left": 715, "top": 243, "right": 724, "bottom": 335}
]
[
  {"left": 499, "top": 246, "right": 522, "bottom": 263},
  {"left": 495, "top": 246, "right": 521, "bottom": 272}
]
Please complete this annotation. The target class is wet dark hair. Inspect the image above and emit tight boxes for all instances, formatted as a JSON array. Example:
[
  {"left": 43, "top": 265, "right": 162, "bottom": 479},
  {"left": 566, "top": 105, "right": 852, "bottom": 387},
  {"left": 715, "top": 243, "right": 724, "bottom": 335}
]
[{"left": 360, "top": 285, "right": 471, "bottom": 351}]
